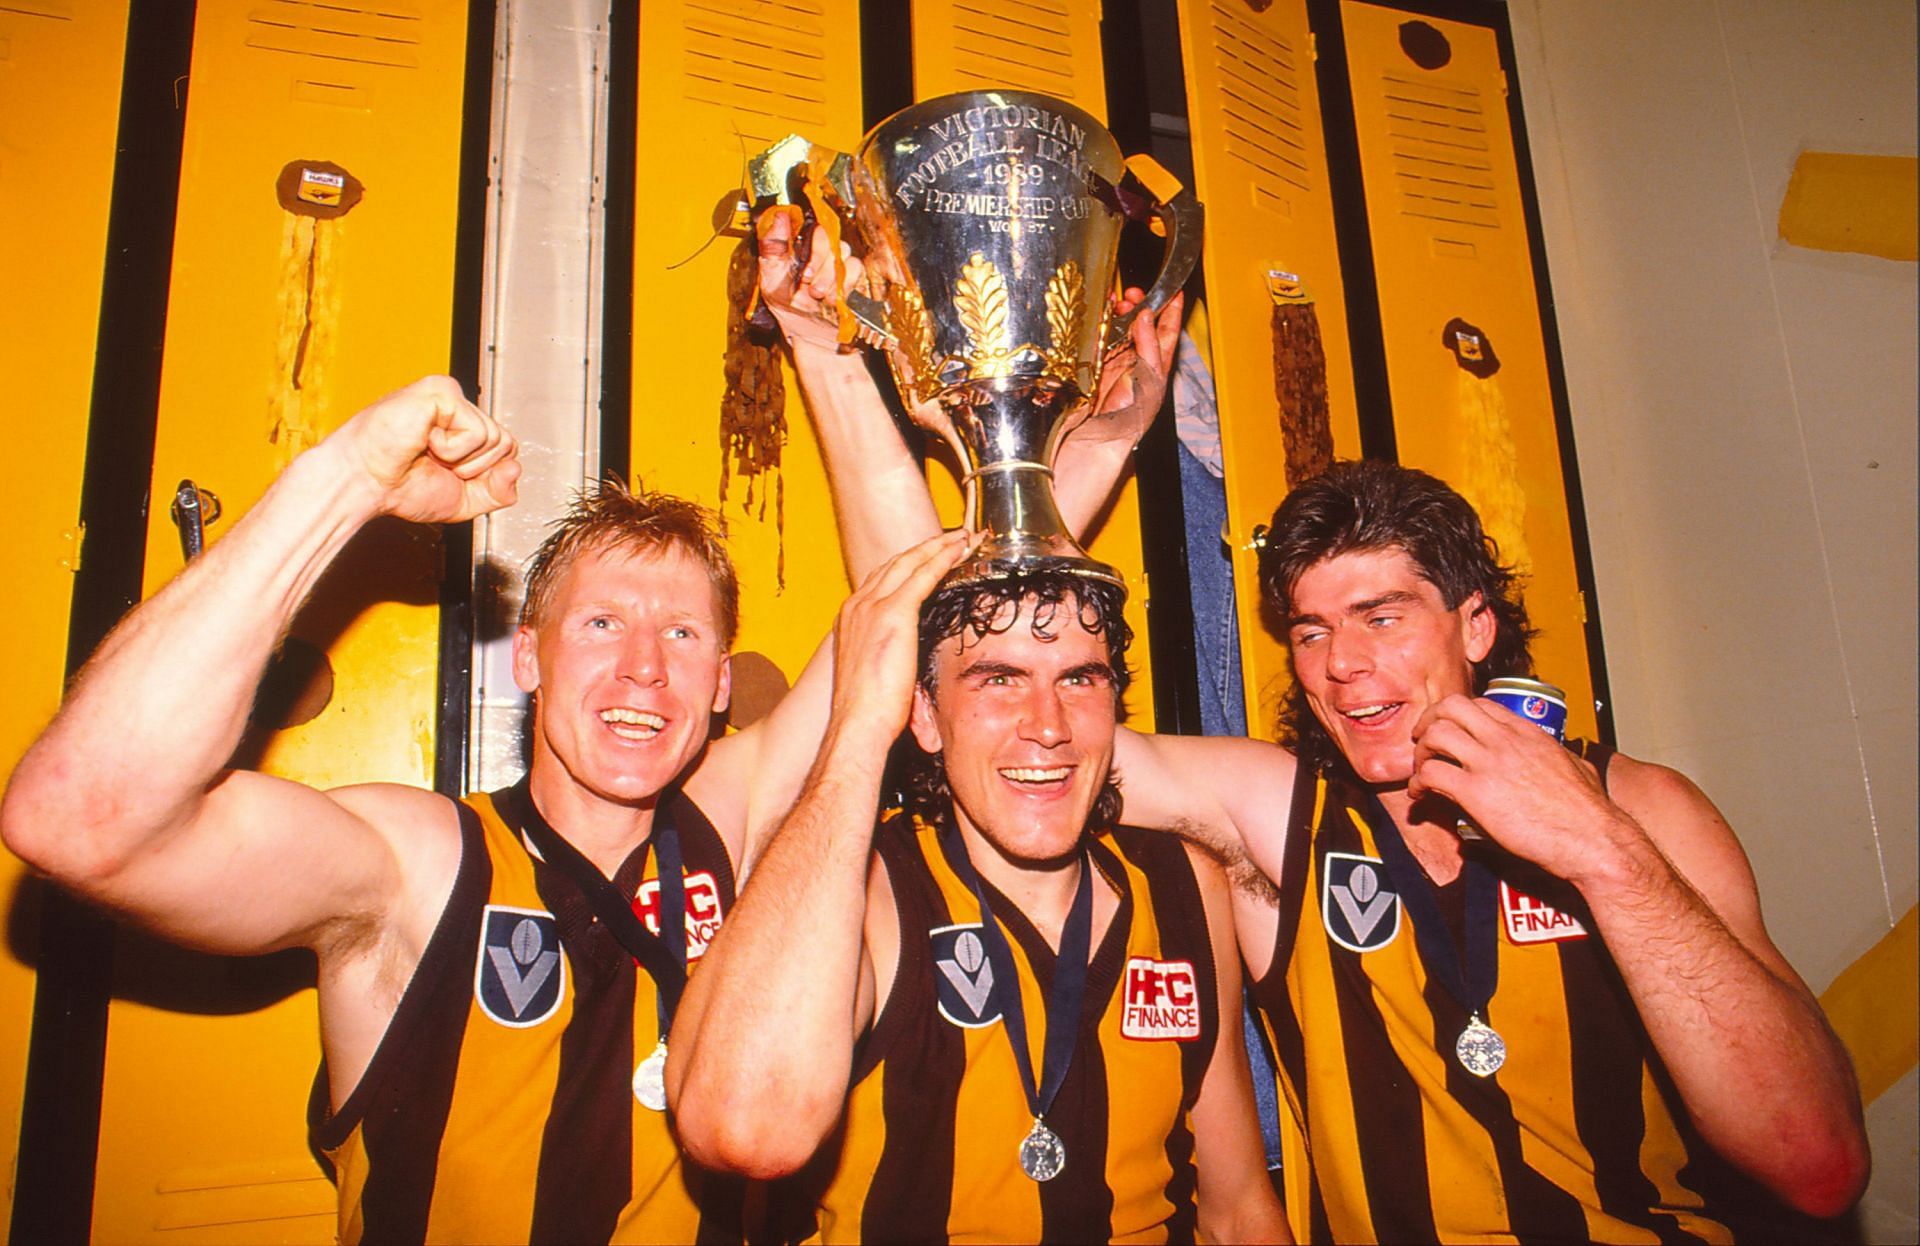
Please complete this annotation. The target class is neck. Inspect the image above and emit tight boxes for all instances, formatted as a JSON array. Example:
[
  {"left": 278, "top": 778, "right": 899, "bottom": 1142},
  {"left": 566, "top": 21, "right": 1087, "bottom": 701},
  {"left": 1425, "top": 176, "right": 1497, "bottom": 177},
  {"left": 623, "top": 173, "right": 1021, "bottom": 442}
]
[
  {"left": 527, "top": 758, "right": 659, "bottom": 878},
  {"left": 1373, "top": 784, "right": 1464, "bottom": 886},
  {"left": 953, "top": 817, "right": 1087, "bottom": 952}
]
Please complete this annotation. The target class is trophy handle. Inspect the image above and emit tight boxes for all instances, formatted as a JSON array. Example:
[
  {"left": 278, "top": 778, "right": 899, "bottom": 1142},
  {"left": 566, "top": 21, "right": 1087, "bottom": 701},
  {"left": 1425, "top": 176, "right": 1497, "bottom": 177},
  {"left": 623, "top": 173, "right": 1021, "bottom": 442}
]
[{"left": 1105, "top": 155, "right": 1205, "bottom": 348}]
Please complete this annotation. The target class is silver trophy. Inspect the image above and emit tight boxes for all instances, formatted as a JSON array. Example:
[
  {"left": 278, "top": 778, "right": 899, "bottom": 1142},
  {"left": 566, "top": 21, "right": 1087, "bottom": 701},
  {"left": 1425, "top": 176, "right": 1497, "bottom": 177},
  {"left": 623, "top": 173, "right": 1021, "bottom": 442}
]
[{"left": 750, "top": 90, "right": 1202, "bottom": 586}]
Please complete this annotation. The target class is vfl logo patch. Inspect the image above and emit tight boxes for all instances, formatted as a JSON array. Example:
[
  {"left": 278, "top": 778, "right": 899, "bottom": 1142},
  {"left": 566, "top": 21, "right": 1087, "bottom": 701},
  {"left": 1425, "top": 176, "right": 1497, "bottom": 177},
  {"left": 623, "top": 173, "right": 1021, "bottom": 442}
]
[
  {"left": 1321, "top": 853, "right": 1401, "bottom": 952},
  {"left": 1501, "top": 881, "right": 1589, "bottom": 944},
  {"left": 634, "top": 870, "right": 724, "bottom": 961},
  {"left": 931, "top": 923, "right": 1001, "bottom": 1028},
  {"left": 1121, "top": 957, "right": 1202, "bottom": 1041},
  {"left": 476, "top": 905, "right": 566, "bottom": 1027}
]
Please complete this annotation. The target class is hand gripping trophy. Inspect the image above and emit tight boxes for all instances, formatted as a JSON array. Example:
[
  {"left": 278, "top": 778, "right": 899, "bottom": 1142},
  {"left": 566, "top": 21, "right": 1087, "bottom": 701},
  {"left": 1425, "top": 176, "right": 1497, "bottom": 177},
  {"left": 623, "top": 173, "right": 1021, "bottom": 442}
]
[{"left": 749, "top": 89, "right": 1203, "bottom": 586}]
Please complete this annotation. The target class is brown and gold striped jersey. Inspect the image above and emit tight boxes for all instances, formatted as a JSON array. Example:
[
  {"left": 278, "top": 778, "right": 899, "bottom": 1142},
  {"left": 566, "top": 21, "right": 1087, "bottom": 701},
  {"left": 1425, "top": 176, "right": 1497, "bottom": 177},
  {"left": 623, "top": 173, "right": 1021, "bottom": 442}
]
[
  {"left": 1252, "top": 742, "right": 1758, "bottom": 1244},
  {"left": 310, "top": 786, "right": 745, "bottom": 1244},
  {"left": 785, "top": 812, "right": 1219, "bottom": 1245}
]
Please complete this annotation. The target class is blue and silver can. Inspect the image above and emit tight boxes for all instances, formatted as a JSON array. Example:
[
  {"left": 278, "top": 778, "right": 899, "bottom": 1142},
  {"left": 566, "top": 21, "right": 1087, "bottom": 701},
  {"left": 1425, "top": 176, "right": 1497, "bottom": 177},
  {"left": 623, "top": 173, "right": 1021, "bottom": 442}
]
[
  {"left": 1457, "top": 677, "right": 1569, "bottom": 840},
  {"left": 1484, "top": 677, "right": 1568, "bottom": 741}
]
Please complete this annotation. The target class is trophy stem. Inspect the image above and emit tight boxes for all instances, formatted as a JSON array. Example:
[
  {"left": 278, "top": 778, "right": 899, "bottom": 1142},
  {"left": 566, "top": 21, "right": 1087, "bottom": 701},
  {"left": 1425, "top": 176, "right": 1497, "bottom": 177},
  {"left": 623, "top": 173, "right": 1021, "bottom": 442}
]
[{"left": 950, "top": 460, "right": 1121, "bottom": 589}]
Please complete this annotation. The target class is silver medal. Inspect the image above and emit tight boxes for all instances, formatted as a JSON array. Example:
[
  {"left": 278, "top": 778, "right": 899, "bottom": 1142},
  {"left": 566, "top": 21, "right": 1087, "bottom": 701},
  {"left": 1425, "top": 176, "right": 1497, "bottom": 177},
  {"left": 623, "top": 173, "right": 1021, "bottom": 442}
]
[
  {"left": 1019, "top": 1118, "right": 1067, "bottom": 1182},
  {"left": 1455, "top": 1014, "right": 1506, "bottom": 1077},
  {"left": 633, "top": 1040, "right": 668, "bottom": 1111}
]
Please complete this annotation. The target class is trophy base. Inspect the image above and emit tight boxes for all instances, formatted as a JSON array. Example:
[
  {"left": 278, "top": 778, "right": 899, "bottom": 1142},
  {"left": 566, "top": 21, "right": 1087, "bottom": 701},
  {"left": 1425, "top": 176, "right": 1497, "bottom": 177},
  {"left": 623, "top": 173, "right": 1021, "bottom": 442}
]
[{"left": 944, "top": 551, "right": 1124, "bottom": 591}]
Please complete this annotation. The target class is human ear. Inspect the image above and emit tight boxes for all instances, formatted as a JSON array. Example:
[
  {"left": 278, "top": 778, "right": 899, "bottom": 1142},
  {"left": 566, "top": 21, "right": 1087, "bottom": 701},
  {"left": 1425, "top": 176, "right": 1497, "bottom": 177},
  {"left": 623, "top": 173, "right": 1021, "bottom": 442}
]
[
  {"left": 1461, "top": 593, "right": 1497, "bottom": 664},
  {"left": 908, "top": 684, "right": 944, "bottom": 753},
  {"left": 512, "top": 627, "right": 541, "bottom": 694}
]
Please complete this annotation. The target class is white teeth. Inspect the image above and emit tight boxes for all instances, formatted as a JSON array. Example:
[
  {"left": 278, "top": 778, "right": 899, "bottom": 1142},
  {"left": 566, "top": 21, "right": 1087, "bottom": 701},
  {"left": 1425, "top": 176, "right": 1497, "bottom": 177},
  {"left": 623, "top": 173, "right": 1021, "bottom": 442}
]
[
  {"left": 601, "top": 708, "right": 666, "bottom": 732},
  {"left": 1344, "top": 704, "right": 1392, "bottom": 720},
  {"left": 1001, "top": 767, "right": 1071, "bottom": 783}
]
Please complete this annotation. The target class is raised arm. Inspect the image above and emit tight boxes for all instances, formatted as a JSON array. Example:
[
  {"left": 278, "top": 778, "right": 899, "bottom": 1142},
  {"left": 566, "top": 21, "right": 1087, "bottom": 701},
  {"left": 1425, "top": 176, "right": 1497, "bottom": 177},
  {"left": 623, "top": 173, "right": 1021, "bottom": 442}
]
[
  {"left": 1112, "top": 728, "right": 1300, "bottom": 892},
  {"left": 1051, "top": 290, "right": 1182, "bottom": 536},
  {"left": 1410, "top": 696, "right": 1869, "bottom": 1216},
  {"left": 0, "top": 377, "right": 519, "bottom": 956},
  {"left": 668, "top": 531, "right": 969, "bottom": 1177},
  {"left": 1185, "top": 844, "right": 1293, "bottom": 1244},
  {"left": 756, "top": 210, "right": 940, "bottom": 580}
]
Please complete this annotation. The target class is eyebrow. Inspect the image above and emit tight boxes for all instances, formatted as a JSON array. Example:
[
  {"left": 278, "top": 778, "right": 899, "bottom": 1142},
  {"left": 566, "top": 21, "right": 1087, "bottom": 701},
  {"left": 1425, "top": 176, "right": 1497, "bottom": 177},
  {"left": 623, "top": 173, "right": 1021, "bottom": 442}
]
[
  {"left": 953, "top": 659, "right": 1115, "bottom": 684},
  {"left": 1289, "top": 589, "right": 1423, "bottom": 628}
]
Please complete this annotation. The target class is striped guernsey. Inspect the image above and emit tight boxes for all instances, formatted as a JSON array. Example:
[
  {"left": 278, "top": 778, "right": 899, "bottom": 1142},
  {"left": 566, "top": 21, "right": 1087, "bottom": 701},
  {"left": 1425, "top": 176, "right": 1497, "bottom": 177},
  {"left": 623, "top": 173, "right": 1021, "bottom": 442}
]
[
  {"left": 309, "top": 785, "right": 744, "bottom": 1244},
  {"left": 1251, "top": 741, "right": 1762, "bottom": 1244},
  {"left": 780, "top": 811, "right": 1219, "bottom": 1245}
]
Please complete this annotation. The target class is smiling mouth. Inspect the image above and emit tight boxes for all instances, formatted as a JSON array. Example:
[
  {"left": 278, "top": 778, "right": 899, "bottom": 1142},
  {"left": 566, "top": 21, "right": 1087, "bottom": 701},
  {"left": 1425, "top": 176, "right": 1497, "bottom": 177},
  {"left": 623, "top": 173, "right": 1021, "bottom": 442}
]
[
  {"left": 601, "top": 708, "right": 667, "bottom": 740},
  {"left": 999, "top": 766, "right": 1073, "bottom": 787},
  {"left": 1340, "top": 703, "right": 1400, "bottom": 723}
]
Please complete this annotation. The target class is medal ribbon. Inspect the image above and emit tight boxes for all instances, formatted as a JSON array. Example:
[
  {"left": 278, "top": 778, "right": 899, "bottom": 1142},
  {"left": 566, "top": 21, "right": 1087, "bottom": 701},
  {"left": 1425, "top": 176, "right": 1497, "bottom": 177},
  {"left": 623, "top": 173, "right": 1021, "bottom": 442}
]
[
  {"left": 501, "top": 781, "right": 688, "bottom": 1023},
  {"left": 1359, "top": 791, "right": 1499, "bottom": 1025},
  {"left": 938, "top": 818, "right": 1093, "bottom": 1129}
]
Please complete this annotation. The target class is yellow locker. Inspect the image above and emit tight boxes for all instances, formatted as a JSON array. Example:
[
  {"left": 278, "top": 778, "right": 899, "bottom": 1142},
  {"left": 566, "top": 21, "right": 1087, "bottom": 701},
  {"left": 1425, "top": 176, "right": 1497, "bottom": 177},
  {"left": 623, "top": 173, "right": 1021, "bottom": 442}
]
[
  {"left": 912, "top": 0, "right": 1161, "bottom": 731},
  {"left": 631, "top": 0, "right": 867, "bottom": 715},
  {"left": 88, "top": 3, "right": 479, "bottom": 1240},
  {"left": 0, "top": 4, "right": 132, "bottom": 1236},
  {"left": 1339, "top": 1, "right": 1599, "bottom": 740},
  {"left": 1176, "top": 0, "right": 1362, "bottom": 739}
]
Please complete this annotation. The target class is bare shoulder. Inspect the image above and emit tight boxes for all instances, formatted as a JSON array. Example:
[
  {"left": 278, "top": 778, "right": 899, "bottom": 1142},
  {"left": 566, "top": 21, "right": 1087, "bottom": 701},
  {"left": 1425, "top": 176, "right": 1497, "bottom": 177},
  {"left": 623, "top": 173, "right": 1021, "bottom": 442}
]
[
  {"left": 325, "top": 783, "right": 467, "bottom": 939},
  {"left": 680, "top": 735, "right": 753, "bottom": 865},
  {"left": 1601, "top": 753, "right": 1745, "bottom": 863}
]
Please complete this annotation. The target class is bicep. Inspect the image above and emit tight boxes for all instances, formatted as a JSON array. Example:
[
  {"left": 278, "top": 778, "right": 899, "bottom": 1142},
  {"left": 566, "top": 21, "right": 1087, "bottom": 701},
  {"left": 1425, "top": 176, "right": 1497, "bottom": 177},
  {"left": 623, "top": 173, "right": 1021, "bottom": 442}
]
[
  {"left": 1114, "top": 730, "right": 1296, "bottom": 878},
  {"left": 88, "top": 771, "right": 405, "bottom": 957},
  {"left": 1610, "top": 757, "right": 1798, "bottom": 979}
]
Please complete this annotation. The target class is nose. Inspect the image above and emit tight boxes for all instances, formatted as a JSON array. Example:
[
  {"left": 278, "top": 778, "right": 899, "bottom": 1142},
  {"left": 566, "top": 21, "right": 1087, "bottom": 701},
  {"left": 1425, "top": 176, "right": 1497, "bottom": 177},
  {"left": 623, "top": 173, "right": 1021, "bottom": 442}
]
[
  {"left": 1018, "top": 685, "right": 1072, "bottom": 748},
  {"left": 618, "top": 630, "right": 667, "bottom": 685},
  {"left": 1324, "top": 624, "right": 1372, "bottom": 683}
]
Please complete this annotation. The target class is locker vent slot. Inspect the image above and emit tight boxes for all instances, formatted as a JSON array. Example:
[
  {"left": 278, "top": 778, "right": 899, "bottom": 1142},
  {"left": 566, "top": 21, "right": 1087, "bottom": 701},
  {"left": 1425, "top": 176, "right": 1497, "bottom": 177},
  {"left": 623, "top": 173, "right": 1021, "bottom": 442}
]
[
  {"left": 683, "top": 0, "right": 831, "bottom": 146},
  {"left": 246, "top": 1, "right": 423, "bottom": 70},
  {"left": 946, "top": 0, "right": 1079, "bottom": 99},
  {"left": 1207, "top": 0, "right": 1311, "bottom": 194},
  {"left": 1379, "top": 70, "right": 1500, "bottom": 230}
]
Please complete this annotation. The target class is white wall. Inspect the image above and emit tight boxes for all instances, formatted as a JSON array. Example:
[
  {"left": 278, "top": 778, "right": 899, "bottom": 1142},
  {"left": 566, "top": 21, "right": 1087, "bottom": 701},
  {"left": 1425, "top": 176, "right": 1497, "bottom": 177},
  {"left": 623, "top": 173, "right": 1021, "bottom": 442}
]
[{"left": 1506, "top": 1, "right": 1917, "bottom": 1237}]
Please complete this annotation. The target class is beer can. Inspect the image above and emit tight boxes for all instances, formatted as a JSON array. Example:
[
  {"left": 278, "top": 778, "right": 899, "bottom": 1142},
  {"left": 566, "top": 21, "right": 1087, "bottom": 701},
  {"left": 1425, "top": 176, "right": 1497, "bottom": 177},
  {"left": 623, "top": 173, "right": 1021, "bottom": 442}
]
[
  {"left": 1456, "top": 677, "right": 1568, "bottom": 840},
  {"left": 1484, "top": 677, "right": 1568, "bottom": 741}
]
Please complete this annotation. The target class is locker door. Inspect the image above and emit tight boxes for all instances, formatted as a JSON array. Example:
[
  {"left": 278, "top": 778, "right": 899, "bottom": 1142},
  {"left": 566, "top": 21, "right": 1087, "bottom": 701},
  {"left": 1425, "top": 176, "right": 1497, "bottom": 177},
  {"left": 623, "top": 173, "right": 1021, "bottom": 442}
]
[
  {"left": 86, "top": 4, "right": 481, "bottom": 1240},
  {"left": 1177, "top": 0, "right": 1363, "bottom": 737},
  {"left": 912, "top": 0, "right": 1161, "bottom": 730},
  {"left": 630, "top": 0, "right": 866, "bottom": 715},
  {"left": 0, "top": 4, "right": 132, "bottom": 1233},
  {"left": 1338, "top": 1, "right": 1603, "bottom": 739}
]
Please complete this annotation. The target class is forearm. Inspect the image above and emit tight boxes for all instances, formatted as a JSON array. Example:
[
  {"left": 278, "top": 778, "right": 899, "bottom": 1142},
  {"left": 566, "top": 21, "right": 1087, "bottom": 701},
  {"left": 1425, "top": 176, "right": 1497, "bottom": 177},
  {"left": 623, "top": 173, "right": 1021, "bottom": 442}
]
[
  {"left": 1051, "top": 434, "right": 1134, "bottom": 541},
  {"left": 2, "top": 443, "right": 381, "bottom": 876},
  {"left": 669, "top": 717, "right": 890, "bottom": 1176},
  {"left": 791, "top": 344, "right": 942, "bottom": 580},
  {"left": 1575, "top": 822, "right": 1866, "bottom": 1213}
]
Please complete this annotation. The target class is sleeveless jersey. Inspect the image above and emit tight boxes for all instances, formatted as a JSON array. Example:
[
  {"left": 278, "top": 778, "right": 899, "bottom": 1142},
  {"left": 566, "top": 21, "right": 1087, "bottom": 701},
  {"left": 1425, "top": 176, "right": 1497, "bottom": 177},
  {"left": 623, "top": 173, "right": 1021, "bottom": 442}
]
[
  {"left": 791, "top": 812, "right": 1219, "bottom": 1245},
  {"left": 1251, "top": 742, "right": 1758, "bottom": 1244},
  {"left": 310, "top": 786, "right": 745, "bottom": 1244}
]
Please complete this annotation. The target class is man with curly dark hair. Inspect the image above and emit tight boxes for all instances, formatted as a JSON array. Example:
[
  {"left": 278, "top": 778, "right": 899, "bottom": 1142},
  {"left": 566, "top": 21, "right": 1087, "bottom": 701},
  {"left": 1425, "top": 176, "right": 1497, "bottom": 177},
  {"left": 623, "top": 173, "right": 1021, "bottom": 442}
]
[
  {"left": 1105, "top": 458, "right": 1867, "bottom": 1241},
  {"left": 669, "top": 544, "right": 1287, "bottom": 1244}
]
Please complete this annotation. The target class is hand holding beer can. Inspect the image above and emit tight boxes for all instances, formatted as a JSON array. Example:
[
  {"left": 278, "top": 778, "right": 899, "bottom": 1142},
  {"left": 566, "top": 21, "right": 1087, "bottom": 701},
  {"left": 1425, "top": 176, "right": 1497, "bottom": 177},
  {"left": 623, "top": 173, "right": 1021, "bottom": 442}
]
[{"left": 1456, "top": 677, "right": 1568, "bottom": 841}]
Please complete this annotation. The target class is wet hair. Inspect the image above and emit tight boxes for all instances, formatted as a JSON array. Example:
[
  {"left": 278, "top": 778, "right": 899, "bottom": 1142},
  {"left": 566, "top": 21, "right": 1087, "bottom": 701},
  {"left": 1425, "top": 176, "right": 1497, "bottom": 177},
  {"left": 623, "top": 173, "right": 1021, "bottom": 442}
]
[
  {"left": 520, "top": 477, "right": 740, "bottom": 646},
  {"left": 1256, "top": 459, "right": 1536, "bottom": 772},
  {"left": 898, "top": 570, "right": 1132, "bottom": 833}
]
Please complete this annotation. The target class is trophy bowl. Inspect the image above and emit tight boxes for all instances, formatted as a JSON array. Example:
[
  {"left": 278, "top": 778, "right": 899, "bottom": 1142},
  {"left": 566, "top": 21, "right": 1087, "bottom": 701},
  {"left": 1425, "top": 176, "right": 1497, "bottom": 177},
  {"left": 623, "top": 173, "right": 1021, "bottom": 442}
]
[{"left": 754, "top": 90, "right": 1202, "bottom": 587}]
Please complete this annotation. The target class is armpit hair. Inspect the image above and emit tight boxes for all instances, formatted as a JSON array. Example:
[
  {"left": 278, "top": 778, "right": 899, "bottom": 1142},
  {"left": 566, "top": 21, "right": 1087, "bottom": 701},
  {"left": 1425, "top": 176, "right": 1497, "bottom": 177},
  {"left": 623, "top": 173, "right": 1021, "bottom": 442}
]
[{"left": 1169, "top": 818, "right": 1279, "bottom": 906}]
